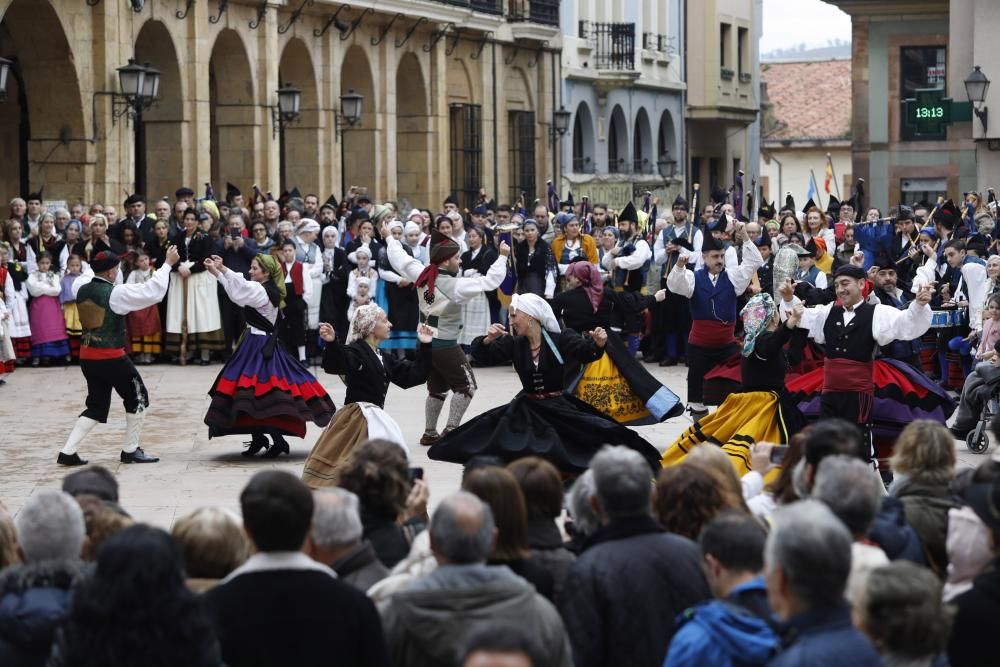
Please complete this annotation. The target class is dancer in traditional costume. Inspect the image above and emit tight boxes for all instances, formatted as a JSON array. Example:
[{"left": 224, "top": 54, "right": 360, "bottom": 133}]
[
  {"left": 202, "top": 254, "right": 335, "bottom": 458},
  {"left": 57, "top": 248, "right": 180, "bottom": 466},
  {"left": 26, "top": 253, "right": 70, "bottom": 366},
  {"left": 125, "top": 252, "right": 163, "bottom": 364},
  {"left": 550, "top": 261, "right": 684, "bottom": 424},
  {"left": 301, "top": 306, "right": 433, "bottom": 488},
  {"left": 652, "top": 195, "right": 702, "bottom": 366},
  {"left": 376, "top": 220, "right": 420, "bottom": 355},
  {"left": 778, "top": 266, "right": 936, "bottom": 460},
  {"left": 459, "top": 226, "right": 499, "bottom": 347},
  {"left": 666, "top": 219, "right": 762, "bottom": 418},
  {"left": 661, "top": 293, "right": 807, "bottom": 476},
  {"left": 60, "top": 255, "right": 86, "bottom": 360},
  {"left": 387, "top": 230, "right": 510, "bottom": 446},
  {"left": 428, "top": 293, "right": 661, "bottom": 473}
]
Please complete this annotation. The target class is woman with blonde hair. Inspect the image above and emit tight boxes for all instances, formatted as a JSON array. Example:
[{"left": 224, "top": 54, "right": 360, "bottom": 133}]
[
  {"left": 172, "top": 507, "right": 250, "bottom": 593},
  {"left": 890, "top": 420, "right": 959, "bottom": 577}
]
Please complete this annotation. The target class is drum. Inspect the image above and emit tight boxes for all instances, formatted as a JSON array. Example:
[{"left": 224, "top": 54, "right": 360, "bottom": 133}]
[{"left": 930, "top": 310, "right": 954, "bottom": 328}]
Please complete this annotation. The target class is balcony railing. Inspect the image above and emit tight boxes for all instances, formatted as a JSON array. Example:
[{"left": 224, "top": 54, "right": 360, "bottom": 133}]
[
  {"left": 581, "top": 22, "right": 635, "bottom": 71},
  {"left": 433, "top": 0, "right": 503, "bottom": 15},
  {"left": 507, "top": 0, "right": 559, "bottom": 26}
]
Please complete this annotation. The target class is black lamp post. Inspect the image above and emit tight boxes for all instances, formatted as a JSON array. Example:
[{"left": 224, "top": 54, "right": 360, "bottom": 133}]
[
  {"left": 271, "top": 83, "right": 302, "bottom": 191},
  {"left": 965, "top": 65, "right": 990, "bottom": 133},
  {"left": 337, "top": 88, "right": 364, "bottom": 199}
]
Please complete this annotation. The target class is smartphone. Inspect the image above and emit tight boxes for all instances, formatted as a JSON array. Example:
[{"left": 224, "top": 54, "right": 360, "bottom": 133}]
[
  {"left": 769, "top": 446, "right": 789, "bottom": 464},
  {"left": 408, "top": 467, "right": 424, "bottom": 482}
]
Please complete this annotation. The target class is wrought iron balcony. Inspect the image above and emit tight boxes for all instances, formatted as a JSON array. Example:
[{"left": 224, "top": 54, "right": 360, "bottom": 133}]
[
  {"left": 580, "top": 22, "right": 635, "bottom": 71},
  {"left": 507, "top": 0, "right": 559, "bottom": 26},
  {"left": 433, "top": 0, "right": 503, "bottom": 15}
]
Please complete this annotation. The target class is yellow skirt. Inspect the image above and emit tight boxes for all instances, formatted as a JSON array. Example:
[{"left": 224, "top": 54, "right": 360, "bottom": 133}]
[
  {"left": 661, "top": 391, "right": 789, "bottom": 477},
  {"left": 301, "top": 403, "right": 369, "bottom": 489},
  {"left": 63, "top": 302, "right": 82, "bottom": 337},
  {"left": 572, "top": 352, "right": 651, "bottom": 424}
]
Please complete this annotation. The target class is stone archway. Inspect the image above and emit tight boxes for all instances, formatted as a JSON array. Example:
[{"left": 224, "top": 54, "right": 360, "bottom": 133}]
[
  {"left": 572, "top": 102, "right": 595, "bottom": 174},
  {"left": 209, "top": 29, "right": 256, "bottom": 195},
  {"left": 394, "top": 52, "right": 429, "bottom": 210},
  {"left": 0, "top": 0, "right": 86, "bottom": 201},
  {"left": 278, "top": 38, "right": 319, "bottom": 195},
  {"left": 658, "top": 109, "right": 678, "bottom": 164},
  {"left": 633, "top": 107, "right": 653, "bottom": 174},
  {"left": 608, "top": 104, "right": 628, "bottom": 174},
  {"left": 135, "top": 20, "right": 183, "bottom": 201},
  {"left": 340, "top": 45, "right": 376, "bottom": 198}
]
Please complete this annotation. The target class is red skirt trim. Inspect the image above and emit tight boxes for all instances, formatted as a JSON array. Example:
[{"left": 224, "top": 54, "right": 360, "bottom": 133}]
[{"left": 214, "top": 374, "right": 328, "bottom": 401}]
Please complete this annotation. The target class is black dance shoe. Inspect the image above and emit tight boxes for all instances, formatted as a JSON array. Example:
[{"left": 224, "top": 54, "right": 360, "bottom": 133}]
[
  {"left": 57, "top": 452, "right": 88, "bottom": 466},
  {"left": 120, "top": 447, "right": 160, "bottom": 463},
  {"left": 242, "top": 433, "right": 270, "bottom": 457},
  {"left": 659, "top": 357, "right": 678, "bottom": 367},
  {"left": 261, "top": 434, "right": 290, "bottom": 458}
]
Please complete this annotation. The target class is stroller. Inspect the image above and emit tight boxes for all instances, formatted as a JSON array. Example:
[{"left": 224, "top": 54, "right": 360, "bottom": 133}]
[{"left": 965, "top": 364, "right": 1000, "bottom": 454}]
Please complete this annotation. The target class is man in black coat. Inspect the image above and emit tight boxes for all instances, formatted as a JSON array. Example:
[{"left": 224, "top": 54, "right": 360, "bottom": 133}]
[
  {"left": 204, "top": 471, "right": 388, "bottom": 667},
  {"left": 558, "top": 446, "right": 710, "bottom": 667}
]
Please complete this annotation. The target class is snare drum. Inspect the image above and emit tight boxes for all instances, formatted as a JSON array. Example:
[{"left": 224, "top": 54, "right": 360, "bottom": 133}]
[{"left": 930, "top": 310, "right": 953, "bottom": 328}]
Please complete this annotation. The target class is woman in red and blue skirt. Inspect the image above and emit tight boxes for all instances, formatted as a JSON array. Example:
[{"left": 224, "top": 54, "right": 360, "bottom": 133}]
[{"left": 202, "top": 253, "right": 335, "bottom": 457}]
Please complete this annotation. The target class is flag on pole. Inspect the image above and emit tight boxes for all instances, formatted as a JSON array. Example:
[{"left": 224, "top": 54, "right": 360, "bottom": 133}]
[
  {"left": 807, "top": 172, "right": 818, "bottom": 204},
  {"left": 824, "top": 156, "right": 834, "bottom": 194},
  {"left": 546, "top": 180, "right": 559, "bottom": 213}
]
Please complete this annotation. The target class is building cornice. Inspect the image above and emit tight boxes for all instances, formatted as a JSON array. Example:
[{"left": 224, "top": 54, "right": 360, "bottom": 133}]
[{"left": 819, "top": 0, "right": 947, "bottom": 16}]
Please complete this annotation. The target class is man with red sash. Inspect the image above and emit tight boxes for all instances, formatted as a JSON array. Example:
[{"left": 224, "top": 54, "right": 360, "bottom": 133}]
[
  {"left": 57, "top": 246, "right": 179, "bottom": 466},
  {"left": 667, "top": 218, "right": 762, "bottom": 418},
  {"left": 778, "top": 264, "right": 934, "bottom": 460}
]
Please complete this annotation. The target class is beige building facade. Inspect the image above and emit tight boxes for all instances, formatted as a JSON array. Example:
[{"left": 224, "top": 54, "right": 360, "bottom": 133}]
[{"left": 0, "top": 0, "right": 562, "bottom": 210}]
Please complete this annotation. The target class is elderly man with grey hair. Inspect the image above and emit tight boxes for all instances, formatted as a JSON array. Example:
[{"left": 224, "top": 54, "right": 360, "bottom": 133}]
[
  {"left": 559, "top": 446, "right": 709, "bottom": 667},
  {"left": 813, "top": 455, "right": 889, "bottom": 604},
  {"left": 0, "top": 491, "right": 89, "bottom": 664},
  {"left": 305, "top": 488, "right": 388, "bottom": 592},
  {"left": 764, "top": 500, "right": 881, "bottom": 667},
  {"left": 380, "top": 491, "right": 572, "bottom": 667}
]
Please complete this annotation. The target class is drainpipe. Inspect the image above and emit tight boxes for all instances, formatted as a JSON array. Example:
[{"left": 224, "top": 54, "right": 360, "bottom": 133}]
[
  {"left": 492, "top": 40, "right": 499, "bottom": 201},
  {"left": 762, "top": 149, "right": 781, "bottom": 200}
]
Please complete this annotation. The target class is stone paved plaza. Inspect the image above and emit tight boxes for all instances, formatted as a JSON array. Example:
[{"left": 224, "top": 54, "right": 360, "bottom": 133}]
[{"left": 0, "top": 361, "right": 988, "bottom": 527}]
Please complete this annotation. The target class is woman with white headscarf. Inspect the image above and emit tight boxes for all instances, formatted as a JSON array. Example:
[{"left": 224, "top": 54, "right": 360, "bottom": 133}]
[
  {"left": 302, "top": 305, "right": 433, "bottom": 487},
  {"left": 296, "top": 219, "right": 325, "bottom": 362},
  {"left": 376, "top": 219, "right": 420, "bottom": 355},
  {"left": 427, "top": 293, "right": 662, "bottom": 473},
  {"left": 319, "top": 225, "right": 350, "bottom": 342}
]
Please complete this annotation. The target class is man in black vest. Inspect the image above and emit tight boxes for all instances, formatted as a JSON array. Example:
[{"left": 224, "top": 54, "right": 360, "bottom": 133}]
[
  {"left": 870, "top": 251, "right": 922, "bottom": 369},
  {"left": 57, "top": 246, "right": 179, "bottom": 466},
  {"left": 778, "top": 265, "right": 934, "bottom": 459}
]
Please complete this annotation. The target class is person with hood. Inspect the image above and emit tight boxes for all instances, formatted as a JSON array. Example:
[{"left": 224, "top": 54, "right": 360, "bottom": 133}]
[
  {"left": 664, "top": 512, "right": 779, "bottom": 667},
  {"left": 379, "top": 491, "right": 573, "bottom": 667},
  {"left": 0, "top": 491, "right": 88, "bottom": 667}
]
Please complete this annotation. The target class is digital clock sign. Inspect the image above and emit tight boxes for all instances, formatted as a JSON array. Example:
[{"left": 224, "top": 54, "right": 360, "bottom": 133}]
[{"left": 903, "top": 88, "right": 953, "bottom": 136}]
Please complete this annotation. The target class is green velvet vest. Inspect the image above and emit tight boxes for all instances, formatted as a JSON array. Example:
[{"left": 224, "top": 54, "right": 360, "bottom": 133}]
[{"left": 77, "top": 279, "right": 126, "bottom": 348}]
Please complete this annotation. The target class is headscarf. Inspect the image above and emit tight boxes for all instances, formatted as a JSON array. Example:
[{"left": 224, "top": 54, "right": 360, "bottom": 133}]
[
  {"left": 511, "top": 293, "right": 560, "bottom": 333},
  {"left": 764, "top": 220, "right": 780, "bottom": 232},
  {"left": 740, "top": 292, "right": 776, "bottom": 357},
  {"left": 404, "top": 221, "right": 422, "bottom": 238},
  {"left": 255, "top": 253, "right": 286, "bottom": 309},
  {"left": 565, "top": 261, "right": 604, "bottom": 313},
  {"left": 347, "top": 303, "right": 386, "bottom": 344},
  {"left": 322, "top": 226, "right": 340, "bottom": 245},
  {"left": 387, "top": 220, "right": 404, "bottom": 234},
  {"left": 298, "top": 219, "right": 320, "bottom": 235}
]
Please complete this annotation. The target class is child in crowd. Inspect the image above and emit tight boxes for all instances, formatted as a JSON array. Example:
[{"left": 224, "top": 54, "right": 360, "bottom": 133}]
[
  {"left": 347, "top": 246, "right": 379, "bottom": 301},
  {"left": 347, "top": 276, "right": 372, "bottom": 325},
  {"left": 26, "top": 252, "right": 70, "bottom": 366},
  {"left": 60, "top": 254, "right": 86, "bottom": 360},
  {"left": 279, "top": 239, "right": 310, "bottom": 363},
  {"left": 0, "top": 243, "right": 32, "bottom": 363},
  {"left": 126, "top": 252, "right": 163, "bottom": 365}
]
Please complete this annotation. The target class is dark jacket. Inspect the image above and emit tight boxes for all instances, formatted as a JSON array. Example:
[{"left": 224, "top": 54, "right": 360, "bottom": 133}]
[
  {"left": 868, "top": 496, "right": 928, "bottom": 566},
  {"left": 949, "top": 558, "right": 1000, "bottom": 667},
  {"left": 767, "top": 605, "right": 880, "bottom": 667},
  {"left": 526, "top": 518, "right": 575, "bottom": 601},
  {"left": 204, "top": 563, "right": 387, "bottom": 667},
  {"left": 363, "top": 509, "right": 425, "bottom": 569},
  {"left": 891, "top": 476, "right": 959, "bottom": 576},
  {"left": 559, "top": 514, "right": 710, "bottom": 667},
  {"left": 322, "top": 339, "right": 430, "bottom": 408},
  {"left": 488, "top": 556, "right": 555, "bottom": 602},
  {"left": 0, "top": 560, "right": 88, "bottom": 667},
  {"left": 380, "top": 563, "right": 572, "bottom": 667},
  {"left": 332, "top": 541, "right": 390, "bottom": 593}
]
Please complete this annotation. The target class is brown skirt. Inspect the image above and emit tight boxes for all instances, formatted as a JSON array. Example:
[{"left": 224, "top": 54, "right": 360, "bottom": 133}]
[{"left": 302, "top": 403, "right": 369, "bottom": 488}]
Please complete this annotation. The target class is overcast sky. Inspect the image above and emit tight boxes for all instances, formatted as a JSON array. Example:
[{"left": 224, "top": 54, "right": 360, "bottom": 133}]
[{"left": 761, "top": 0, "right": 852, "bottom": 53}]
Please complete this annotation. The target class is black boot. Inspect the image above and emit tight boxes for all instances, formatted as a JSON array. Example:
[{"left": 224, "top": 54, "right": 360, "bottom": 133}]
[
  {"left": 57, "top": 452, "right": 88, "bottom": 466},
  {"left": 242, "top": 432, "right": 270, "bottom": 457},
  {"left": 261, "top": 433, "right": 290, "bottom": 458},
  {"left": 120, "top": 447, "right": 160, "bottom": 463}
]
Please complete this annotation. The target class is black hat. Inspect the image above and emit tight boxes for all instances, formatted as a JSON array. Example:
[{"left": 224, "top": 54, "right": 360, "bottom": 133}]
[
  {"left": 826, "top": 195, "right": 841, "bottom": 216},
  {"left": 350, "top": 208, "right": 370, "bottom": 223},
  {"left": 672, "top": 237, "right": 694, "bottom": 252},
  {"left": 934, "top": 199, "right": 958, "bottom": 230},
  {"left": 895, "top": 205, "right": 914, "bottom": 222},
  {"left": 967, "top": 239, "right": 989, "bottom": 256},
  {"left": 288, "top": 187, "right": 302, "bottom": 200},
  {"left": 321, "top": 195, "right": 338, "bottom": 211},
  {"left": 784, "top": 193, "right": 795, "bottom": 212},
  {"left": 801, "top": 197, "right": 817, "bottom": 214},
  {"left": 843, "top": 194, "right": 858, "bottom": 210},
  {"left": 225, "top": 182, "right": 241, "bottom": 202},
  {"left": 90, "top": 251, "right": 121, "bottom": 273},
  {"left": 472, "top": 203, "right": 490, "bottom": 215},
  {"left": 123, "top": 193, "right": 144, "bottom": 207},
  {"left": 797, "top": 239, "right": 818, "bottom": 258},
  {"left": 756, "top": 201, "right": 774, "bottom": 219},
  {"left": 175, "top": 187, "right": 194, "bottom": 198},
  {"left": 672, "top": 195, "right": 689, "bottom": 211},
  {"left": 915, "top": 200, "right": 932, "bottom": 211},
  {"left": 964, "top": 481, "right": 1000, "bottom": 535},
  {"left": 873, "top": 250, "right": 894, "bottom": 269},
  {"left": 561, "top": 192, "right": 575, "bottom": 208},
  {"left": 710, "top": 186, "right": 728, "bottom": 205},
  {"left": 701, "top": 233, "right": 725, "bottom": 253},
  {"left": 754, "top": 236, "right": 771, "bottom": 248},
  {"left": 834, "top": 264, "right": 866, "bottom": 280},
  {"left": 619, "top": 201, "right": 638, "bottom": 224},
  {"left": 26, "top": 187, "right": 43, "bottom": 202},
  {"left": 444, "top": 193, "right": 459, "bottom": 207}
]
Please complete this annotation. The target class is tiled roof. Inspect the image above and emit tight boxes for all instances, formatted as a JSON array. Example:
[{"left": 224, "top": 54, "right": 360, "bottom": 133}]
[{"left": 761, "top": 59, "right": 852, "bottom": 142}]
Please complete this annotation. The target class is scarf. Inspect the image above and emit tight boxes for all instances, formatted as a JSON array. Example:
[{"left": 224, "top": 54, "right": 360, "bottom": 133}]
[
  {"left": 347, "top": 303, "right": 386, "bottom": 344},
  {"left": 255, "top": 253, "right": 286, "bottom": 309},
  {"left": 565, "top": 261, "right": 604, "bottom": 313},
  {"left": 740, "top": 292, "right": 776, "bottom": 357}
]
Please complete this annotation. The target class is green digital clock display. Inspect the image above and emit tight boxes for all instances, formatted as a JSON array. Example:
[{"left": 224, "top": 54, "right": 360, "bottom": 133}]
[{"left": 915, "top": 106, "right": 945, "bottom": 119}]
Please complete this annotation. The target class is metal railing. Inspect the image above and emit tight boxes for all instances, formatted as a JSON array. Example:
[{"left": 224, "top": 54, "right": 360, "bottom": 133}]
[
  {"left": 586, "top": 22, "right": 635, "bottom": 71},
  {"left": 507, "top": 0, "right": 559, "bottom": 26},
  {"left": 433, "top": 0, "right": 503, "bottom": 15}
]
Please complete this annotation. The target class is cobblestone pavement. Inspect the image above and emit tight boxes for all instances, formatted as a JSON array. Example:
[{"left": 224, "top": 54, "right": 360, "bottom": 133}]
[{"left": 0, "top": 360, "right": 986, "bottom": 527}]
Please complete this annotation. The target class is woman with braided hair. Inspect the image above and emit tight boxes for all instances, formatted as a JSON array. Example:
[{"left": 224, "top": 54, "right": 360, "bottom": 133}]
[
  {"left": 302, "top": 305, "right": 433, "bottom": 488},
  {"left": 202, "top": 253, "right": 335, "bottom": 458}
]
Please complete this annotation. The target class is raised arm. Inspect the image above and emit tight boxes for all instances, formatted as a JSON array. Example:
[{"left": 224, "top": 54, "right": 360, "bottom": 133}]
[
  {"left": 386, "top": 340, "right": 432, "bottom": 389},
  {"left": 471, "top": 327, "right": 516, "bottom": 366},
  {"left": 665, "top": 260, "right": 695, "bottom": 298},
  {"left": 386, "top": 238, "right": 425, "bottom": 282},
  {"left": 871, "top": 298, "right": 933, "bottom": 346},
  {"left": 217, "top": 268, "right": 270, "bottom": 309},
  {"left": 108, "top": 263, "right": 172, "bottom": 315},
  {"left": 725, "top": 240, "right": 763, "bottom": 295},
  {"left": 451, "top": 246, "right": 510, "bottom": 303}
]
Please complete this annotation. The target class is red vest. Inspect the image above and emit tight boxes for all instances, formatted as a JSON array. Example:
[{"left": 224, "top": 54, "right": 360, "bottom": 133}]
[{"left": 282, "top": 261, "right": 305, "bottom": 296}]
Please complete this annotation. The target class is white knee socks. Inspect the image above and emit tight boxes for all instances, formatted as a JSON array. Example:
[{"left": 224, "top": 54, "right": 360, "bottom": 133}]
[{"left": 61, "top": 416, "right": 99, "bottom": 456}]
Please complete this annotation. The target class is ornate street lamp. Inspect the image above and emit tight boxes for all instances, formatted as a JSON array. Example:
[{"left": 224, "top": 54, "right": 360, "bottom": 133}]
[
  {"left": 340, "top": 88, "right": 364, "bottom": 129},
  {"left": 657, "top": 152, "right": 677, "bottom": 181},
  {"left": 552, "top": 106, "right": 571, "bottom": 137},
  {"left": 965, "top": 65, "right": 990, "bottom": 132}
]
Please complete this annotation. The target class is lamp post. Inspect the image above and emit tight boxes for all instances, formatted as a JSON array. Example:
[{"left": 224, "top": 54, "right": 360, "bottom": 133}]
[
  {"left": 271, "top": 83, "right": 302, "bottom": 192},
  {"left": 550, "top": 105, "right": 571, "bottom": 201},
  {"left": 965, "top": 65, "right": 990, "bottom": 134},
  {"left": 114, "top": 59, "right": 160, "bottom": 193},
  {"left": 657, "top": 152, "right": 677, "bottom": 199},
  {"left": 337, "top": 88, "right": 364, "bottom": 200}
]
